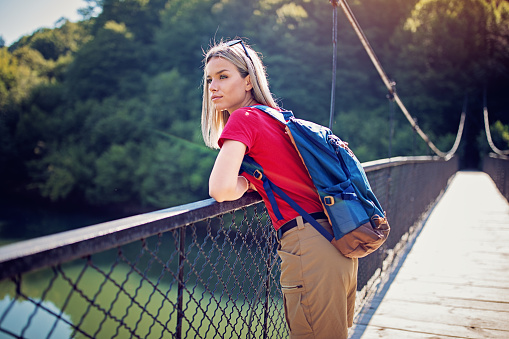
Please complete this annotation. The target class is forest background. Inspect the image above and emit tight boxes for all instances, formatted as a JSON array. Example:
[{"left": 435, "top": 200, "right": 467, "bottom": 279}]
[{"left": 1, "top": 0, "right": 509, "bottom": 219}]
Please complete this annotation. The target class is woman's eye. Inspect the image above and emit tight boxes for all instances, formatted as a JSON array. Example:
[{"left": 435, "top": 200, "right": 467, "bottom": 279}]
[
  {"left": 219, "top": 74, "right": 228, "bottom": 79},
  {"left": 206, "top": 78, "right": 212, "bottom": 84}
]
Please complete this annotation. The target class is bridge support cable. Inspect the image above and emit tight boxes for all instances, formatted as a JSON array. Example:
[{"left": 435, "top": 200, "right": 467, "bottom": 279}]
[
  {"left": 337, "top": 0, "right": 465, "bottom": 160},
  {"left": 483, "top": 106, "right": 509, "bottom": 156},
  {"left": 483, "top": 86, "right": 509, "bottom": 156},
  {"left": 387, "top": 85, "right": 396, "bottom": 158},
  {"left": 329, "top": 0, "right": 340, "bottom": 129}
]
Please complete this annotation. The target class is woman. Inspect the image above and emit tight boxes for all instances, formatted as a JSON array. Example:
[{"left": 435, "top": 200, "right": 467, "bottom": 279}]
[{"left": 201, "top": 39, "right": 358, "bottom": 338}]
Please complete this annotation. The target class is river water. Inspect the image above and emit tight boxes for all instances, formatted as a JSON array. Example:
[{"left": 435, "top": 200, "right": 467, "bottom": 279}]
[
  {"left": 0, "top": 196, "right": 145, "bottom": 337},
  {"left": 0, "top": 197, "right": 281, "bottom": 337}
]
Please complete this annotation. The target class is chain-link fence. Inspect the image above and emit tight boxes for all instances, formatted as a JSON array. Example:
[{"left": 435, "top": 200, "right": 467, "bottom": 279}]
[
  {"left": 0, "top": 157, "right": 458, "bottom": 338},
  {"left": 483, "top": 153, "right": 509, "bottom": 202}
]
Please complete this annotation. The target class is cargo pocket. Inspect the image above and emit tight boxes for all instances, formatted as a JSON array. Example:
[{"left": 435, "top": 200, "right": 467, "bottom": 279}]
[
  {"left": 277, "top": 250, "right": 313, "bottom": 335},
  {"left": 281, "top": 284, "right": 313, "bottom": 335}
]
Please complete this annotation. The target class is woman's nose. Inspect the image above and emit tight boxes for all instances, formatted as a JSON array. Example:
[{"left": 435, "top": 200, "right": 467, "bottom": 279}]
[{"left": 209, "top": 79, "right": 217, "bottom": 91}]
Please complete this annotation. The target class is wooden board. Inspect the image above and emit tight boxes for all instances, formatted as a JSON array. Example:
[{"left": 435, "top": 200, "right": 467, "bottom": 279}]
[{"left": 350, "top": 172, "right": 509, "bottom": 339}]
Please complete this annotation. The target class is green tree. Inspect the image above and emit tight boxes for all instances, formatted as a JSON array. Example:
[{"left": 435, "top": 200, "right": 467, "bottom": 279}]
[
  {"left": 92, "top": 0, "right": 166, "bottom": 44},
  {"left": 137, "top": 139, "right": 215, "bottom": 207},
  {"left": 153, "top": 0, "right": 217, "bottom": 78},
  {"left": 10, "top": 21, "right": 91, "bottom": 61},
  {"left": 0, "top": 48, "right": 21, "bottom": 182},
  {"left": 4, "top": 0, "right": 509, "bottom": 212},
  {"left": 65, "top": 20, "right": 146, "bottom": 101},
  {"left": 26, "top": 142, "right": 95, "bottom": 202},
  {"left": 86, "top": 142, "right": 142, "bottom": 204},
  {"left": 395, "top": 0, "right": 509, "bottom": 129},
  {"left": 0, "top": 48, "right": 18, "bottom": 109}
]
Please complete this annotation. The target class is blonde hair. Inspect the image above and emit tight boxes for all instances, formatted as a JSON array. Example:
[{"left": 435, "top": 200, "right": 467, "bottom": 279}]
[{"left": 201, "top": 39, "right": 278, "bottom": 149}]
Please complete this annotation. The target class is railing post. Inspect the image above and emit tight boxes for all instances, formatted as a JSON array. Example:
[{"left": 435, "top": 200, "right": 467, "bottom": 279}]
[
  {"left": 262, "top": 236, "right": 274, "bottom": 339},
  {"left": 176, "top": 227, "right": 186, "bottom": 338}
]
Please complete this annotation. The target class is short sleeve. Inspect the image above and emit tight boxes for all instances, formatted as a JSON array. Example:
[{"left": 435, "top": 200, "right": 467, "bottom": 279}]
[{"left": 218, "top": 107, "right": 258, "bottom": 151}]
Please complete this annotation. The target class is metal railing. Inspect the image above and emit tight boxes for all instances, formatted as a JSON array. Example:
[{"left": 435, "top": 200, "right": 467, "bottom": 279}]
[
  {"left": 0, "top": 157, "right": 458, "bottom": 338},
  {"left": 483, "top": 153, "right": 509, "bottom": 201}
]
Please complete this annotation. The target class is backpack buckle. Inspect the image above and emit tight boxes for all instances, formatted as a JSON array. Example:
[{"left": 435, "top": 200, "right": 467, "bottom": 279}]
[
  {"left": 253, "top": 170, "right": 263, "bottom": 180},
  {"left": 324, "top": 196, "right": 334, "bottom": 206}
]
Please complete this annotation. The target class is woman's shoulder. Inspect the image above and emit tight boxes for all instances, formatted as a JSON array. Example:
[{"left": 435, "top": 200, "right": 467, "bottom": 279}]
[
  {"left": 231, "top": 105, "right": 282, "bottom": 119},
  {"left": 230, "top": 106, "right": 264, "bottom": 121},
  {"left": 232, "top": 105, "right": 264, "bottom": 114}
]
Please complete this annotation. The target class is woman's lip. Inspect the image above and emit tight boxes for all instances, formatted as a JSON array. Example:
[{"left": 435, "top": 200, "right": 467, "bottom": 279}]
[{"left": 211, "top": 95, "right": 222, "bottom": 100}]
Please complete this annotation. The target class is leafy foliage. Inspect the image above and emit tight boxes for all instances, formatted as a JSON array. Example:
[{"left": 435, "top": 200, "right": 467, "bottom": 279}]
[{"left": 1, "top": 0, "right": 509, "bottom": 212}]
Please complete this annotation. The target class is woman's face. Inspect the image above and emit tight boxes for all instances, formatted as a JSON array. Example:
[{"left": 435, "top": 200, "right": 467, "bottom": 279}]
[{"left": 206, "top": 57, "right": 253, "bottom": 113}]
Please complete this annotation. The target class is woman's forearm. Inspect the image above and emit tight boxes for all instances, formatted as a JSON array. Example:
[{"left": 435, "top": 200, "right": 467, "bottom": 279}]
[
  {"left": 209, "top": 140, "right": 248, "bottom": 202},
  {"left": 210, "top": 175, "right": 249, "bottom": 202}
]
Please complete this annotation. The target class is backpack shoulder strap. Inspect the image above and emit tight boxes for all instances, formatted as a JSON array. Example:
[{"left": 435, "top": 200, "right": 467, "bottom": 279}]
[
  {"left": 251, "top": 105, "right": 294, "bottom": 125},
  {"left": 240, "top": 155, "right": 284, "bottom": 221},
  {"left": 240, "top": 155, "right": 334, "bottom": 242}
]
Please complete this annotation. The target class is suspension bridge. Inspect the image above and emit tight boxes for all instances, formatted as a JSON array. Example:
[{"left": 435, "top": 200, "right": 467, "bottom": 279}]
[
  {"left": 1, "top": 0, "right": 509, "bottom": 338},
  {"left": 349, "top": 169, "right": 509, "bottom": 338}
]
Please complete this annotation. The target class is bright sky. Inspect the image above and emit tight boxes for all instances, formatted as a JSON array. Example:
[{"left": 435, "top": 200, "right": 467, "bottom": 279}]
[{"left": 0, "top": 0, "right": 88, "bottom": 46}]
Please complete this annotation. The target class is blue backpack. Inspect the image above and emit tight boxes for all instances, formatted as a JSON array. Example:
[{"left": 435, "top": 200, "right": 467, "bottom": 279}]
[{"left": 240, "top": 105, "right": 389, "bottom": 258}]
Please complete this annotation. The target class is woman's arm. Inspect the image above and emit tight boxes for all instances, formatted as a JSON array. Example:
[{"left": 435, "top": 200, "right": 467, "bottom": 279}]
[{"left": 209, "top": 139, "right": 249, "bottom": 202}]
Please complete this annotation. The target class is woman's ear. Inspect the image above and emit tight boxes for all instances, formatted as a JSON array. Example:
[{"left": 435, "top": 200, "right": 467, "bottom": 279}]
[{"left": 245, "top": 75, "right": 253, "bottom": 92}]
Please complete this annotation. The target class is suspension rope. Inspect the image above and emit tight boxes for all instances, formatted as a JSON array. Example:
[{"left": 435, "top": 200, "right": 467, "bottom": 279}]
[
  {"left": 387, "top": 87, "right": 395, "bottom": 158},
  {"left": 329, "top": 0, "right": 339, "bottom": 129},
  {"left": 337, "top": 0, "right": 465, "bottom": 160},
  {"left": 483, "top": 106, "right": 509, "bottom": 156}
]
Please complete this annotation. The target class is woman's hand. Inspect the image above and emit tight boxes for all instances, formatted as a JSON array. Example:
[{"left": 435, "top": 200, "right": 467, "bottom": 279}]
[{"left": 209, "top": 140, "right": 249, "bottom": 202}]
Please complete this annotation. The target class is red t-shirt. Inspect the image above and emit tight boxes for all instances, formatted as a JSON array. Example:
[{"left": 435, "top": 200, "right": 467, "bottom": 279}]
[{"left": 218, "top": 106, "right": 323, "bottom": 230}]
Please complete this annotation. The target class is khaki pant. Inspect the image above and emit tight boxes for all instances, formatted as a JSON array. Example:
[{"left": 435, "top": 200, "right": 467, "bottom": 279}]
[{"left": 278, "top": 216, "right": 358, "bottom": 339}]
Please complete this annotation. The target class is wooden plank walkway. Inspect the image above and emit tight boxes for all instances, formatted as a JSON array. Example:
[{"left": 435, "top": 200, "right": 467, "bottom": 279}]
[{"left": 349, "top": 171, "right": 509, "bottom": 339}]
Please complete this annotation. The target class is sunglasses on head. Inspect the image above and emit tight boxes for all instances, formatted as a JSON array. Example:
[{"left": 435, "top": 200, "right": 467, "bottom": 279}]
[{"left": 226, "top": 39, "right": 253, "bottom": 62}]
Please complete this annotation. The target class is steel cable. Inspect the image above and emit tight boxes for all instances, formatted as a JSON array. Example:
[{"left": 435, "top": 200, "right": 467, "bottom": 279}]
[
  {"left": 329, "top": 0, "right": 339, "bottom": 129},
  {"left": 483, "top": 106, "right": 509, "bottom": 156},
  {"left": 337, "top": 0, "right": 465, "bottom": 160}
]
